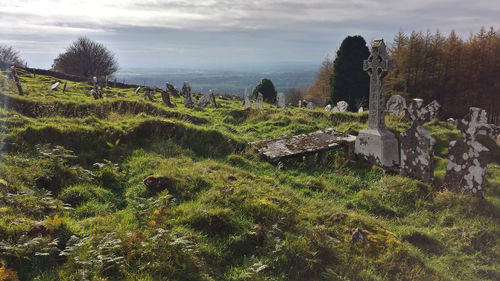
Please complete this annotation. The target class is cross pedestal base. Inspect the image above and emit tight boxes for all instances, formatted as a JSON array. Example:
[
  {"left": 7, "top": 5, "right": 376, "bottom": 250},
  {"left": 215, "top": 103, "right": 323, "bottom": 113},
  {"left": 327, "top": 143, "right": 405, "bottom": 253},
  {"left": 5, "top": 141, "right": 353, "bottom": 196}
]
[{"left": 355, "top": 128, "right": 399, "bottom": 168}]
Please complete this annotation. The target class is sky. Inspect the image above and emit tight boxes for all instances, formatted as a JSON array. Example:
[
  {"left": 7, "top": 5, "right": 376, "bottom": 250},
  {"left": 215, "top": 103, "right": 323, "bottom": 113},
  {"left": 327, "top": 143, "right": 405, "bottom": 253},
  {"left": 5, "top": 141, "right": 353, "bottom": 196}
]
[{"left": 1, "top": 0, "right": 499, "bottom": 69}]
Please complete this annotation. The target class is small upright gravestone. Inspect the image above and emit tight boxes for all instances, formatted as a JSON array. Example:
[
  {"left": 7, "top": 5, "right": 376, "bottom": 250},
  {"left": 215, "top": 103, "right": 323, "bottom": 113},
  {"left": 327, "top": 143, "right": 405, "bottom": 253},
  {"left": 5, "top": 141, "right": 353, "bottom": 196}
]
[
  {"left": 324, "top": 104, "right": 332, "bottom": 111},
  {"left": 298, "top": 100, "right": 302, "bottom": 108},
  {"left": 160, "top": 90, "right": 172, "bottom": 106},
  {"left": 306, "top": 101, "right": 315, "bottom": 110},
  {"left": 134, "top": 86, "right": 141, "bottom": 95},
  {"left": 209, "top": 90, "right": 217, "bottom": 107},
  {"left": 182, "top": 82, "right": 194, "bottom": 108},
  {"left": 63, "top": 80, "right": 67, "bottom": 93},
  {"left": 354, "top": 39, "right": 399, "bottom": 168},
  {"left": 255, "top": 92, "right": 264, "bottom": 109},
  {"left": 386, "top": 95, "right": 407, "bottom": 115},
  {"left": 400, "top": 99, "right": 437, "bottom": 183},
  {"left": 276, "top": 92, "right": 286, "bottom": 109},
  {"left": 444, "top": 107, "right": 489, "bottom": 197},
  {"left": 10, "top": 66, "right": 24, "bottom": 95},
  {"left": 244, "top": 88, "right": 251, "bottom": 109}
]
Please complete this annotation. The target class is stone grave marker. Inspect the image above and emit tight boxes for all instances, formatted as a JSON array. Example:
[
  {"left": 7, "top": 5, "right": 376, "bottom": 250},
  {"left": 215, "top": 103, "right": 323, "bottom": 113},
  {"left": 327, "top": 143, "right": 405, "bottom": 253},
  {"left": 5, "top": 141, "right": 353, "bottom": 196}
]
[
  {"left": 63, "top": 80, "right": 67, "bottom": 93},
  {"left": 256, "top": 92, "right": 264, "bottom": 109},
  {"left": 358, "top": 107, "right": 364, "bottom": 113},
  {"left": 166, "top": 82, "right": 180, "bottom": 97},
  {"left": 354, "top": 39, "right": 399, "bottom": 168},
  {"left": 306, "top": 101, "right": 314, "bottom": 110},
  {"left": 276, "top": 92, "right": 286, "bottom": 109},
  {"left": 197, "top": 94, "right": 211, "bottom": 108},
  {"left": 160, "top": 89, "right": 172, "bottom": 106},
  {"left": 400, "top": 99, "right": 436, "bottom": 183},
  {"left": 135, "top": 86, "right": 141, "bottom": 95},
  {"left": 182, "top": 82, "right": 194, "bottom": 108},
  {"left": 386, "top": 94, "right": 406, "bottom": 115},
  {"left": 209, "top": 90, "right": 217, "bottom": 107},
  {"left": 10, "top": 66, "right": 24, "bottom": 95},
  {"left": 426, "top": 100, "right": 440, "bottom": 120},
  {"left": 444, "top": 107, "right": 489, "bottom": 197},
  {"left": 244, "top": 88, "right": 251, "bottom": 109},
  {"left": 298, "top": 100, "right": 302, "bottom": 108},
  {"left": 337, "top": 101, "right": 349, "bottom": 112},
  {"left": 325, "top": 104, "right": 332, "bottom": 111},
  {"left": 50, "top": 81, "right": 60, "bottom": 91}
]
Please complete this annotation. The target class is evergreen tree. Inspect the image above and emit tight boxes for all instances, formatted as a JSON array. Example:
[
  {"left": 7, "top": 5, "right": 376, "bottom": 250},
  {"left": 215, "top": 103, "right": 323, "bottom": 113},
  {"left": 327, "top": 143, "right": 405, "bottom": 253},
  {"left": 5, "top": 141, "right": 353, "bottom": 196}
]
[
  {"left": 253, "top": 78, "right": 277, "bottom": 103},
  {"left": 330, "top": 36, "right": 370, "bottom": 111}
]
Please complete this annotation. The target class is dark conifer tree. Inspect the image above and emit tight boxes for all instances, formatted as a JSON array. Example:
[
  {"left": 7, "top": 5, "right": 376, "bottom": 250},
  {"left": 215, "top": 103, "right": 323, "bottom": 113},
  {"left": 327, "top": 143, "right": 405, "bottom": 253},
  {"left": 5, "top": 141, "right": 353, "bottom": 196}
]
[{"left": 330, "top": 36, "right": 370, "bottom": 111}]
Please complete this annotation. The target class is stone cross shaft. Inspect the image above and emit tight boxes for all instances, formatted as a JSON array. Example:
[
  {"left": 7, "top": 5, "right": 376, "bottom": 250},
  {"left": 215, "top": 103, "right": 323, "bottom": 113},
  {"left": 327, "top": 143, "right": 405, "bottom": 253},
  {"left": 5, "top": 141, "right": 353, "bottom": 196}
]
[{"left": 363, "top": 39, "right": 393, "bottom": 129}]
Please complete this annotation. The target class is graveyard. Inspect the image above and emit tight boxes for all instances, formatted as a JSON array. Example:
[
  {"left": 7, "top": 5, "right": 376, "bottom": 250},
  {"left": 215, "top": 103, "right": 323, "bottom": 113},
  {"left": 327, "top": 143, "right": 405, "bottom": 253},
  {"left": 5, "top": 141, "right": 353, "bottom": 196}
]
[{"left": 0, "top": 52, "right": 499, "bottom": 280}]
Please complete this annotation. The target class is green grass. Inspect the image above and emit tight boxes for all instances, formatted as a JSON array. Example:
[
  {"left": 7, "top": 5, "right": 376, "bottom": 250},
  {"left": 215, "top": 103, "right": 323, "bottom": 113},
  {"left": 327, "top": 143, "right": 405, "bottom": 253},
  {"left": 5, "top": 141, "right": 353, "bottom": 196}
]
[{"left": 0, "top": 69, "right": 499, "bottom": 280}]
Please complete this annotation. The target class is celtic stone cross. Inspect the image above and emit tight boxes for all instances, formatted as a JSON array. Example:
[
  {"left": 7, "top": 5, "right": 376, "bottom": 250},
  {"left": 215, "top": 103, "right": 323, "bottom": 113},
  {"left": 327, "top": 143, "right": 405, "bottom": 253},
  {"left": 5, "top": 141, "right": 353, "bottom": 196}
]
[{"left": 363, "top": 39, "right": 393, "bottom": 129}]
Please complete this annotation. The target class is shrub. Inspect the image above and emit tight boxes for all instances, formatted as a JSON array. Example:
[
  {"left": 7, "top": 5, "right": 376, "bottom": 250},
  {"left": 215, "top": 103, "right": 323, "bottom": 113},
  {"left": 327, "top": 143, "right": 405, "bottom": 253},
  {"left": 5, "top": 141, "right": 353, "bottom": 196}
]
[{"left": 252, "top": 78, "right": 277, "bottom": 103}]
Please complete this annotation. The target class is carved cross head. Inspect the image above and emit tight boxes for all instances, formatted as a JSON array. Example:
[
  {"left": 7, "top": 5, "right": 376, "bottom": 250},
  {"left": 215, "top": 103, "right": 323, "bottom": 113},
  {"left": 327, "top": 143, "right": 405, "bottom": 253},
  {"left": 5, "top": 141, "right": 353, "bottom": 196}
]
[
  {"left": 363, "top": 39, "right": 393, "bottom": 78},
  {"left": 458, "top": 107, "right": 489, "bottom": 140}
]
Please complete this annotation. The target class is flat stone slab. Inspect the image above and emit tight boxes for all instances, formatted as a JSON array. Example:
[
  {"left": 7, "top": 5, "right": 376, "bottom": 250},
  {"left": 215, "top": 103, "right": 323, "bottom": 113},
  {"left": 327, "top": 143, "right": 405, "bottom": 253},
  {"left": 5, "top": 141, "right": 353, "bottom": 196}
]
[{"left": 250, "top": 128, "right": 356, "bottom": 161}]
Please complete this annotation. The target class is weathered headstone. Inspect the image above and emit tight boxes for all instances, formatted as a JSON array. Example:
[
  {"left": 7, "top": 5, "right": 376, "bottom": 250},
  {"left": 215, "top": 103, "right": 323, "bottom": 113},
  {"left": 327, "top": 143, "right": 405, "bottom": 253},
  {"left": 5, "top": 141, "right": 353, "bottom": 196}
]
[
  {"left": 276, "top": 92, "right": 286, "bottom": 109},
  {"left": 256, "top": 92, "right": 264, "bottom": 109},
  {"left": 160, "top": 89, "right": 172, "bottom": 106},
  {"left": 355, "top": 39, "right": 399, "bottom": 168},
  {"left": 63, "top": 80, "right": 67, "bottom": 93},
  {"left": 337, "top": 101, "right": 349, "bottom": 112},
  {"left": 135, "top": 86, "right": 141, "bottom": 95},
  {"left": 166, "top": 82, "right": 180, "bottom": 97},
  {"left": 325, "top": 104, "right": 332, "bottom": 111},
  {"left": 50, "top": 81, "right": 60, "bottom": 91},
  {"left": 197, "top": 94, "right": 211, "bottom": 108},
  {"left": 91, "top": 76, "right": 102, "bottom": 99},
  {"left": 444, "top": 107, "right": 489, "bottom": 197},
  {"left": 209, "top": 90, "right": 217, "bottom": 107},
  {"left": 10, "top": 66, "right": 24, "bottom": 95},
  {"left": 113, "top": 79, "right": 117, "bottom": 88},
  {"left": 306, "top": 101, "right": 315, "bottom": 110},
  {"left": 358, "top": 107, "right": 364, "bottom": 113},
  {"left": 298, "top": 100, "right": 302, "bottom": 108},
  {"left": 400, "top": 99, "right": 436, "bottom": 183},
  {"left": 386, "top": 94, "right": 406, "bottom": 116},
  {"left": 244, "top": 88, "right": 251, "bottom": 109},
  {"left": 181, "top": 82, "right": 194, "bottom": 108},
  {"left": 426, "top": 100, "right": 440, "bottom": 120},
  {"left": 447, "top": 118, "right": 455, "bottom": 125}
]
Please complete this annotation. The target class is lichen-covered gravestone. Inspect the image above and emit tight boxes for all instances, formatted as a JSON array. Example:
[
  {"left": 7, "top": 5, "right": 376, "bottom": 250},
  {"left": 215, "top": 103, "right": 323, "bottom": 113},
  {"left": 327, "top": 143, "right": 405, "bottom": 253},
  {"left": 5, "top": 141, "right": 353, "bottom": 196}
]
[
  {"left": 276, "top": 92, "right": 286, "bottom": 109},
  {"left": 444, "top": 107, "right": 489, "bottom": 197},
  {"left": 354, "top": 39, "right": 399, "bottom": 168},
  {"left": 255, "top": 92, "right": 264, "bottom": 109},
  {"left": 181, "top": 82, "right": 194, "bottom": 108},
  {"left": 386, "top": 94, "right": 406, "bottom": 115},
  {"left": 336, "top": 101, "right": 349, "bottom": 112},
  {"left": 400, "top": 99, "right": 437, "bottom": 183},
  {"left": 50, "top": 81, "right": 60, "bottom": 91},
  {"left": 134, "top": 86, "right": 141, "bottom": 95},
  {"left": 324, "top": 104, "right": 332, "bottom": 111}
]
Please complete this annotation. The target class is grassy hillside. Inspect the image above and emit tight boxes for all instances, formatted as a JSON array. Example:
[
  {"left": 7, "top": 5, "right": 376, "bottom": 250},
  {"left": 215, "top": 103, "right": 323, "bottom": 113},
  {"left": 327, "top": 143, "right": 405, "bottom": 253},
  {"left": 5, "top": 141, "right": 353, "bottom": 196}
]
[{"left": 0, "top": 69, "right": 499, "bottom": 281}]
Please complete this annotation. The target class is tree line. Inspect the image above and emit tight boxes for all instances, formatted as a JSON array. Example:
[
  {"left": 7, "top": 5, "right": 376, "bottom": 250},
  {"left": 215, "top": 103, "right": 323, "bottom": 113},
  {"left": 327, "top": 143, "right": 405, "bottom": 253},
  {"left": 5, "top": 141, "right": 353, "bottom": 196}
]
[
  {"left": 387, "top": 27, "right": 500, "bottom": 122},
  {"left": 304, "top": 27, "right": 499, "bottom": 123}
]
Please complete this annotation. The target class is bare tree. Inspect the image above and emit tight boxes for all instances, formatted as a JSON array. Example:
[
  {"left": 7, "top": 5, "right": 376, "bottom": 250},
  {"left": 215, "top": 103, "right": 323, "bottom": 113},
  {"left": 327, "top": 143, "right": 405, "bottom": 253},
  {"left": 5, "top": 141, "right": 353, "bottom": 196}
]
[
  {"left": 0, "top": 45, "right": 24, "bottom": 70},
  {"left": 306, "top": 55, "right": 334, "bottom": 106},
  {"left": 52, "top": 37, "right": 118, "bottom": 78},
  {"left": 286, "top": 87, "right": 307, "bottom": 106}
]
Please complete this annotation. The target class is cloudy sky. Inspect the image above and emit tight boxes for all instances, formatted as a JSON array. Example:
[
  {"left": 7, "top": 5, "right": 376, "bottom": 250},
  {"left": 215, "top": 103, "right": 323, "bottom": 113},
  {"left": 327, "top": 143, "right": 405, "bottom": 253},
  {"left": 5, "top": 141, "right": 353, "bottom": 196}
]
[{"left": 1, "top": 0, "right": 499, "bottom": 69}]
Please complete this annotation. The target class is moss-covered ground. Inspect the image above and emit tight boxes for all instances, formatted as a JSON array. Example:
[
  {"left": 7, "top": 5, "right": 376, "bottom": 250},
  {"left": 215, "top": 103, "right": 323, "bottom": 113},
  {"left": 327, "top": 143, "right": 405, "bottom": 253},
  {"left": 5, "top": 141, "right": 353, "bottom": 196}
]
[{"left": 0, "top": 69, "right": 499, "bottom": 280}]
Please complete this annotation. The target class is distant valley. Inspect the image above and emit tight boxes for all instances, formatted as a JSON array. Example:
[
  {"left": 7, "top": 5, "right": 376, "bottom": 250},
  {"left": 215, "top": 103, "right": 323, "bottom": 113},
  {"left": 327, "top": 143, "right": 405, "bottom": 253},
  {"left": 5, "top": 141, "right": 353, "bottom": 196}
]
[{"left": 115, "top": 64, "right": 317, "bottom": 95}]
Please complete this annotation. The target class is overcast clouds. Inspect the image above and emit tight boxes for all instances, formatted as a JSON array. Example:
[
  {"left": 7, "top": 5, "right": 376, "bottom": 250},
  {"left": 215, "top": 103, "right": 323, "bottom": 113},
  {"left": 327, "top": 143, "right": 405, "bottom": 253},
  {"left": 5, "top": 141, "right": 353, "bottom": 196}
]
[{"left": 1, "top": 0, "right": 499, "bottom": 69}]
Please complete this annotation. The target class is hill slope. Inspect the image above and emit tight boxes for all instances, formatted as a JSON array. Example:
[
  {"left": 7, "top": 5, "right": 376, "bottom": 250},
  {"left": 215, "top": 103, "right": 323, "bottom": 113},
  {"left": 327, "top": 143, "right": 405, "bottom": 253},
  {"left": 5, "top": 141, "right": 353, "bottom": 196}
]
[{"left": 0, "top": 69, "right": 499, "bottom": 281}]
